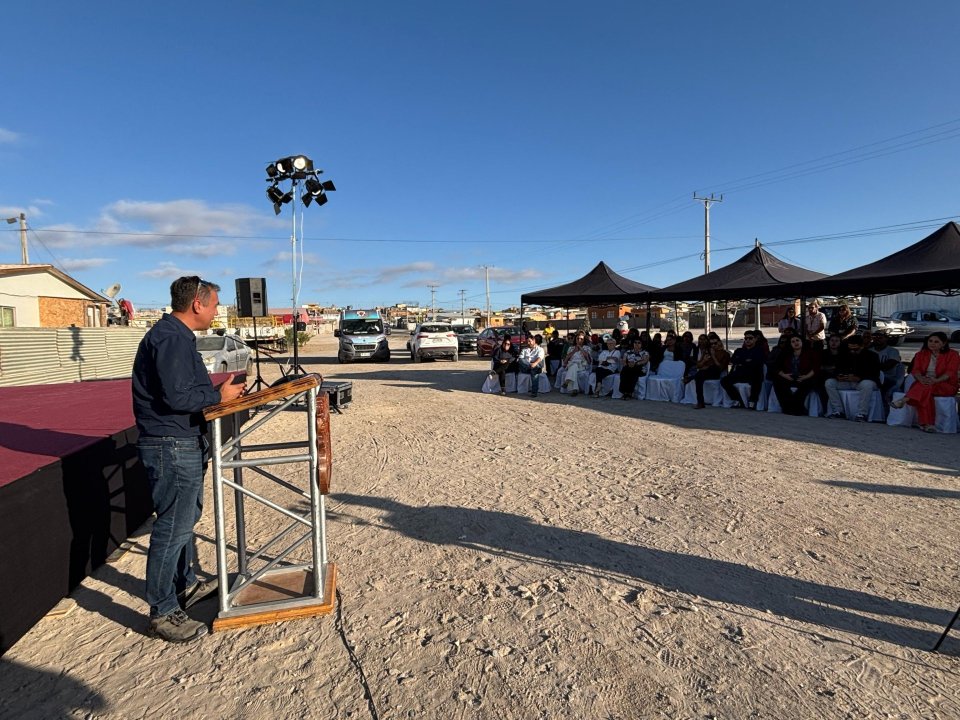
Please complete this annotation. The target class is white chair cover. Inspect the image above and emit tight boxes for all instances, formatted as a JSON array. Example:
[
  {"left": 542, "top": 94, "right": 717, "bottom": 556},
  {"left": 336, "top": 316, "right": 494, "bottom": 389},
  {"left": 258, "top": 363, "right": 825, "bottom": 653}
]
[
  {"left": 886, "top": 391, "right": 959, "bottom": 433},
  {"left": 588, "top": 372, "right": 621, "bottom": 398},
  {"left": 481, "top": 373, "right": 499, "bottom": 394},
  {"left": 681, "top": 378, "right": 724, "bottom": 406},
  {"left": 839, "top": 389, "right": 886, "bottom": 422},
  {"left": 646, "top": 361, "right": 686, "bottom": 403}
]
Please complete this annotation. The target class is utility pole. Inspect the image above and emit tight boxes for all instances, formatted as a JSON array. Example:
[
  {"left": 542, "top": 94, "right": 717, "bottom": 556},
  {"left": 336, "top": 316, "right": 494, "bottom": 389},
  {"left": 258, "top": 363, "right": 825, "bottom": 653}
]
[
  {"left": 458, "top": 289, "right": 467, "bottom": 320},
  {"left": 693, "top": 193, "right": 722, "bottom": 333},
  {"left": 754, "top": 238, "right": 762, "bottom": 331},
  {"left": 428, "top": 284, "right": 439, "bottom": 320},
  {"left": 480, "top": 265, "right": 492, "bottom": 328},
  {"left": 5, "top": 213, "right": 27, "bottom": 264}
]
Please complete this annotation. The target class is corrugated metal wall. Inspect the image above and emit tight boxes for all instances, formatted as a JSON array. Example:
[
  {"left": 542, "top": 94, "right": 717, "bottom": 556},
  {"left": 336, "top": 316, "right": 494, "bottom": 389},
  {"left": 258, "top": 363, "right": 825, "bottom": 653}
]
[{"left": 0, "top": 327, "right": 146, "bottom": 387}]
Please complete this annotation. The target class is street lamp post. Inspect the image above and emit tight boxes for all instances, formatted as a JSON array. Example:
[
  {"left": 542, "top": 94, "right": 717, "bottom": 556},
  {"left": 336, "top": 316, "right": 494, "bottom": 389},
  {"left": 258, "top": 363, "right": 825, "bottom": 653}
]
[{"left": 5, "top": 213, "right": 27, "bottom": 264}]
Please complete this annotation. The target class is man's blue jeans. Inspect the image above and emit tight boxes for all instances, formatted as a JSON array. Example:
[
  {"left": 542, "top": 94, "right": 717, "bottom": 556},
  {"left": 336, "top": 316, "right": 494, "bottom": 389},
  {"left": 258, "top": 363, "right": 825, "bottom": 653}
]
[
  {"left": 519, "top": 361, "right": 543, "bottom": 394},
  {"left": 138, "top": 436, "right": 208, "bottom": 618}
]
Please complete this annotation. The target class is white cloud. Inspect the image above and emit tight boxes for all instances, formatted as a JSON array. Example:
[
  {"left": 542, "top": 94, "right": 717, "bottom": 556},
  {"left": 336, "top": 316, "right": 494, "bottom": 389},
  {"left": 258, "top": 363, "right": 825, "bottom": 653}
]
[
  {"left": 0, "top": 128, "right": 20, "bottom": 144},
  {"left": 139, "top": 261, "right": 202, "bottom": 279},
  {"left": 59, "top": 257, "right": 114, "bottom": 271},
  {"left": 0, "top": 204, "right": 44, "bottom": 219},
  {"left": 33, "top": 199, "right": 285, "bottom": 253}
]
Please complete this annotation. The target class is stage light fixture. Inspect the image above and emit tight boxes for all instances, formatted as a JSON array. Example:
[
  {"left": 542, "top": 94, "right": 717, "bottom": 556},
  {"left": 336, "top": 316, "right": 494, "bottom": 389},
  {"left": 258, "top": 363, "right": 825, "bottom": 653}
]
[
  {"left": 261, "top": 154, "right": 335, "bottom": 378},
  {"left": 267, "top": 184, "right": 284, "bottom": 204}
]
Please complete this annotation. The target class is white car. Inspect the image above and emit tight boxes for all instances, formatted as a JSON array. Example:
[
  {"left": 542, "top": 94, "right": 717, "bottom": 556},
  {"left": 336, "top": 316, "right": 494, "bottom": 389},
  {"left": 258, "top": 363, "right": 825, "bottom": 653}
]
[
  {"left": 408, "top": 322, "right": 458, "bottom": 362},
  {"left": 196, "top": 333, "right": 253, "bottom": 374}
]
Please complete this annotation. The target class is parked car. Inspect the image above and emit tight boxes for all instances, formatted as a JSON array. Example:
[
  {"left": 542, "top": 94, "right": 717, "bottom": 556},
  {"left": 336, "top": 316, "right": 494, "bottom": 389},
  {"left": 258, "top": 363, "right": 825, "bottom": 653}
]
[
  {"left": 476, "top": 326, "right": 524, "bottom": 357},
  {"left": 452, "top": 324, "right": 479, "bottom": 353},
  {"left": 196, "top": 333, "right": 253, "bottom": 374},
  {"left": 407, "top": 322, "right": 459, "bottom": 362},
  {"left": 889, "top": 309, "right": 960, "bottom": 342},
  {"left": 820, "top": 304, "right": 909, "bottom": 345}
]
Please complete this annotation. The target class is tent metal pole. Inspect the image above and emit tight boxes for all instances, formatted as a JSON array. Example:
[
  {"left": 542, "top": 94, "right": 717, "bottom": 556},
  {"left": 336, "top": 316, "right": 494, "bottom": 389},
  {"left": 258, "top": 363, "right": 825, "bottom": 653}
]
[
  {"left": 755, "top": 298, "right": 761, "bottom": 331},
  {"left": 800, "top": 297, "right": 807, "bottom": 341},
  {"left": 724, "top": 300, "right": 729, "bottom": 348},
  {"left": 645, "top": 300, "right": 652, "bottom": 332},
  {"left": 867, "top": 295, "right": 875, "bottom": 332}
]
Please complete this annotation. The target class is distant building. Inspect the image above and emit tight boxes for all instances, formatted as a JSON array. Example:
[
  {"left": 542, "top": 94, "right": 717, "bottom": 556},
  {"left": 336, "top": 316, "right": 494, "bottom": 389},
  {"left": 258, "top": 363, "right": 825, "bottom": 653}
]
[{"left": 0, "top": 264, "right": 110, "bottom": 328}]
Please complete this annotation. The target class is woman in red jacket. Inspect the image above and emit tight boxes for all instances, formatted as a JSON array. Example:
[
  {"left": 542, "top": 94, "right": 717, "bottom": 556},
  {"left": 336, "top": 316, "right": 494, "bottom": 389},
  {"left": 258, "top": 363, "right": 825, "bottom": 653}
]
[{"left": 892, "top": 332, "right": 960, "bottom": 431}]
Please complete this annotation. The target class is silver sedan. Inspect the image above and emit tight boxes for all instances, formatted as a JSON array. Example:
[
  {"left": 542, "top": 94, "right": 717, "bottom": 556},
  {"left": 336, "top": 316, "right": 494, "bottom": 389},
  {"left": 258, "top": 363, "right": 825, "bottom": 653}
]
[{"left": 196, "top": 333, "right": 253, "bottom": 374}]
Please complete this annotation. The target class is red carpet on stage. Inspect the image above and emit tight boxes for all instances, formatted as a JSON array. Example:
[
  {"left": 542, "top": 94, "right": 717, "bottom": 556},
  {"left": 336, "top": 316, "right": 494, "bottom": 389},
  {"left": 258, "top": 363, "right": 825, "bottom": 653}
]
[
  {"left": 0, "top": 380, "right": 151, "bottom": 655},
  {"left": 0, "top": 380, "right": 136, "bottom": 489}
]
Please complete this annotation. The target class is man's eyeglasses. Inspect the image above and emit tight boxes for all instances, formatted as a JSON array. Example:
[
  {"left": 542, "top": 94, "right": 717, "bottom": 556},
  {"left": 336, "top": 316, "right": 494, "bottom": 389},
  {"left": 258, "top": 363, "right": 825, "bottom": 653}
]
[{"left": 194, "top": 279, "right": 208, "bottom": 305}]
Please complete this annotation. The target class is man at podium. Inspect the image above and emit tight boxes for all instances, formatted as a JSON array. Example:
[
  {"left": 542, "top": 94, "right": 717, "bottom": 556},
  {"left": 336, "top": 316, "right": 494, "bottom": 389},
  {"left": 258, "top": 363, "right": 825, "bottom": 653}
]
[{"left": 132, "top": 276, "right": 244, "bottom": 643}]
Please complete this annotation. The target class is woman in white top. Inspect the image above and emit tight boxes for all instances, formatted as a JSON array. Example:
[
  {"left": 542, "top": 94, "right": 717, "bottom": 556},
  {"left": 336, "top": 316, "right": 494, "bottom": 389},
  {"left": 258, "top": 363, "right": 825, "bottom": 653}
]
[
  {"left": 561, "top": 333, "right": 592, "bottom": 396},
  {"left": 593, "top": 337, "right": 622, "bottom": 397}
]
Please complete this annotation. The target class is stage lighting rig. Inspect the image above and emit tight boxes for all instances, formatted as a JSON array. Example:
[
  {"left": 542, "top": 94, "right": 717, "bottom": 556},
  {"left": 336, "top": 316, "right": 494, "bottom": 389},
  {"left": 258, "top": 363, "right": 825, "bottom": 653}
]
[{"left": 263, "top": 154, "right": 336, "bottom": 377}]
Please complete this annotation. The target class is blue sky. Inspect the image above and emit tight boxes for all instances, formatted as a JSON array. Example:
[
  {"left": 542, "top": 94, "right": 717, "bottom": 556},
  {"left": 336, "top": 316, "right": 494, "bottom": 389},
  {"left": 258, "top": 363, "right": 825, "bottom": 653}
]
[{"left": 2, "top": 2, "right": 959, "bottom": 312}]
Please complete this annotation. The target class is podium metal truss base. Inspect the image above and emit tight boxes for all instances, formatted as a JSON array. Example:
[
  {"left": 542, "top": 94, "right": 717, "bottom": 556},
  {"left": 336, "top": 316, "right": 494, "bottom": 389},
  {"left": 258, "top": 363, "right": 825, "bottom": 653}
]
[{"left": 213, "top": 563, "right": 337, "bottom": 632}]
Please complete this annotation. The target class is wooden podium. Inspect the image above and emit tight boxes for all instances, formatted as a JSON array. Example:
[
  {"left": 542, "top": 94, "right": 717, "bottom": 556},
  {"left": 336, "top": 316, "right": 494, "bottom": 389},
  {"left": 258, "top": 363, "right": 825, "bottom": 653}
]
[{"left": 203, "top": 374, "right": 336, "bottom": 631}]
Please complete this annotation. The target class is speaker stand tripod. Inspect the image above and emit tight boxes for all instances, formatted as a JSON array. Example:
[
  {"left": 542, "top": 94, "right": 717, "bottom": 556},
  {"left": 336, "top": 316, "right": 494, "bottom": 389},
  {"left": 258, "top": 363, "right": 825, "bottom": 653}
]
[{"left": 247, "top": 315, "right": 269, "bottom": 392}]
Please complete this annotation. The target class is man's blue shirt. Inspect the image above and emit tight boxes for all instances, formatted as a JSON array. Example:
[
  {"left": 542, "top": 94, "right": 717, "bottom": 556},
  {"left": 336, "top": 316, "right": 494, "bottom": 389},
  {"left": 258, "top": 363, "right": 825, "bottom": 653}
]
[{"left": 132, "top": 313, "right": 220, "bottom": 437}]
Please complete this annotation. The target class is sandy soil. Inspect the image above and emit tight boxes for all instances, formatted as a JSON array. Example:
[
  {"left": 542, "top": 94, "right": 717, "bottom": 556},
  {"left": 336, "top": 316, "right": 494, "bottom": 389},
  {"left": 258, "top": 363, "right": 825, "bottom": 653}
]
[{"left": 2, "top": 333, "right": 959, "bottom": 720}]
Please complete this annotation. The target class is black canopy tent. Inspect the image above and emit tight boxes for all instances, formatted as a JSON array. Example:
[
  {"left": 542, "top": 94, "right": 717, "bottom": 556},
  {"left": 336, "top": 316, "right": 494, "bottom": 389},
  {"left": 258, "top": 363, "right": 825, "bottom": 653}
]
[
  {"left": 520, "top": 261, "right": 658, "bottom": 334},
  {"left": 641, "top": 245, "right": 827, "bottom": 342},
  {"left": 520, "top": 261, "right": 658, "bottom": 306},
  {"left": 645, "top": 244, "right": 827, "bottom": 303},
  {"left": 795, "top": 221, "right": 960, "bottom": 299}
]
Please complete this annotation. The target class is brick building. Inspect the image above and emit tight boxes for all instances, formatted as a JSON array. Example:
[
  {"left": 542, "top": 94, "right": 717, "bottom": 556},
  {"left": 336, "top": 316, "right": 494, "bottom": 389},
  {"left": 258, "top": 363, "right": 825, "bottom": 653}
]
[{"left": 0, "top": 264, "right": 110, "bottom": 328}]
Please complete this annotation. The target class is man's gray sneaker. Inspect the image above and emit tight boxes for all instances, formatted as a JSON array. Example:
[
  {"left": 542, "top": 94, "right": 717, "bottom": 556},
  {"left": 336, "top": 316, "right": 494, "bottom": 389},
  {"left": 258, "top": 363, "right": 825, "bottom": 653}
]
[
  {"left": 150, "top": 610, "right": 208, "bottom": 643},
  {"left": 178, "top": 579, "right": 218, "bottom": 610}
]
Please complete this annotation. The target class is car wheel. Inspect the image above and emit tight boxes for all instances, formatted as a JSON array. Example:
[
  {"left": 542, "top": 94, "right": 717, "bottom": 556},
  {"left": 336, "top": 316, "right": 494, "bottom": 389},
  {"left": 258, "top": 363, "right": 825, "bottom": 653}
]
[
  {"left": 220, "top": 362, "right": 228, "bottom": 373},
  {"left": 453, "top": 352, "right": 459, "bottom": 362},
  {"left": 952, "top": 330, "right": 960, "bottom": 344},
  {"left": 414, "top": 352, "right": 422, "bottom": 363},
  {"left": 889, "top": 336, "right": 902, "bottom": 346},
  {"left": 381, "top": 352, "right": 391, "bottom": 363}
]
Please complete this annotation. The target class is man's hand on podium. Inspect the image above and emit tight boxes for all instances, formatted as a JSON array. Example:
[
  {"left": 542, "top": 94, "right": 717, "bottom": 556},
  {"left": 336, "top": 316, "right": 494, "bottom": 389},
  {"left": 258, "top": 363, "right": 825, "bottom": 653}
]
[{"left": 218, "top": 373, "right": 246, "bottom": 403}]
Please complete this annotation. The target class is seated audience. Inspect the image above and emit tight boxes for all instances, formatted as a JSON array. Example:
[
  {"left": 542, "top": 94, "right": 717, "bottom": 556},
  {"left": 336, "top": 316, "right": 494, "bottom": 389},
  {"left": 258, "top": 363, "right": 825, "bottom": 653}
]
[
  {"left": 546, "top": 330, "right": 564, "bottom": 378},
  {"left": 619, "top": 338, "right": 650, "bottom": 399},
  {"left": 870, "top": 330, "right": 903, "bottom": 404},
  {"left": 561, "top": 333, "right": 592, "bottom": 396},
  {"left": 773, "top": 336, "right": 820, "bottom": 416},
  {"left": 593, "top": 336, "right": 622, "bottom": 397},
  {"left": 816, "top": 333, "right": 844, "bottom": 409},
  {"left": 778, "top": 307, "right": 801, "bottom": 335},
  {"left": 891, "top": 331, "right": 960, "bottom": 432},
  {"left": 491, "top": 337, "right": 517, "bottom": 395},
  {"left": 720, "top": 330, "right": 765, "bottom": 408},
  {"left": 824, "top": 334, "right": 879, "bottom": 421},
  {"left": 692, "top": 335, "right": 730, "bottom": 409},
  {"left": 518, "top": 335, "right": 546, "bottom": 397},
  {"left": 826, "top": 303, "right": 858, "bottom": 341}
]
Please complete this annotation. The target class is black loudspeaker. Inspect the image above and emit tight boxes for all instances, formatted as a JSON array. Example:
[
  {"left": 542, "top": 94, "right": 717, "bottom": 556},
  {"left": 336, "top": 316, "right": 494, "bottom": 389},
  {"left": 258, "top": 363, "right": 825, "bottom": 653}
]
[{"left": 235, "top": 277, "right": 268, "bottom": 317}]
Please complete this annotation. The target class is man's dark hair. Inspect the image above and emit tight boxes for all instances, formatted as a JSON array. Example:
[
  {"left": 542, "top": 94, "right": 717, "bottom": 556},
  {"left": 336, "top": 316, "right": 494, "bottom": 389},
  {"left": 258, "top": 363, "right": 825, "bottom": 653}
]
[
  {"left": 170, "top": 276, "right": 221, "bottom": 313},
  {"left": 846, "top": 334, "right": 864, "bottom": 346}
]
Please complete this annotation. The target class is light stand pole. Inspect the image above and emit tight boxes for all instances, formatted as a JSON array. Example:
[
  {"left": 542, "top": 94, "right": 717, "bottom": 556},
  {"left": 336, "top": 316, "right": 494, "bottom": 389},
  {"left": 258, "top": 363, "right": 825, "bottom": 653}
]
[{"left": 265, "top": 155, "right": 335, "bottom": 378}]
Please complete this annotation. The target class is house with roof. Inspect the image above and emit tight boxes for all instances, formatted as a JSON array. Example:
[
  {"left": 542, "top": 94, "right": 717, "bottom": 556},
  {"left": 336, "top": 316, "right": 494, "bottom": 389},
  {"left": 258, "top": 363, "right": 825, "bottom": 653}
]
[{"left": 0, "top": 264, "right": 110, "bottom": 328}]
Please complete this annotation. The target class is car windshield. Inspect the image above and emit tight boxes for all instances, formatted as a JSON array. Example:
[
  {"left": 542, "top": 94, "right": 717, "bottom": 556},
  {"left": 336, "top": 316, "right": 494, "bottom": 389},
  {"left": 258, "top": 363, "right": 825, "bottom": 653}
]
[
  {"left": 421, "top": 324, "right": 452, "bottom": 333},
  {"left": 499, "top": 327, "right": 521, "bottom": 336},
  {"left": 453, "top": 326, "right": 476, "bottom": 334},
  {"left": 196, "top": 336, "right": 226, "bottom": 351},
  {"left": 341, "top": 318, "right": 383, "bottom": 335}
]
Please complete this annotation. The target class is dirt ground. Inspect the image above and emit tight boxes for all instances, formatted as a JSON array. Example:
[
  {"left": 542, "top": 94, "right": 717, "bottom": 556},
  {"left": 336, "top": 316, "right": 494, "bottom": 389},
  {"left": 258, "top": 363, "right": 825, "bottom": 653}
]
[{"left": 2, "top": 332, "right": 959, "bottom": 720}]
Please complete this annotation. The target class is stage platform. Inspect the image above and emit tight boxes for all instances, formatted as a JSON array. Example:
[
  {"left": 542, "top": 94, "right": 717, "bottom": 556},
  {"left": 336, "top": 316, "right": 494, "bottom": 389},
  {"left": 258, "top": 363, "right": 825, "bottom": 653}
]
[{"left": 0, "top": 379, "right": 151, "bottom": 655}]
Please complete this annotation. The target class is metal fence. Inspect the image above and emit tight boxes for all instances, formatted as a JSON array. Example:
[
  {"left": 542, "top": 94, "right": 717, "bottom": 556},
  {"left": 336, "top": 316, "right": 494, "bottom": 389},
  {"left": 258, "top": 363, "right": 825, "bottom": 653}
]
[{"left": 0, "top": 327, "right": 146, "bottom": 387}]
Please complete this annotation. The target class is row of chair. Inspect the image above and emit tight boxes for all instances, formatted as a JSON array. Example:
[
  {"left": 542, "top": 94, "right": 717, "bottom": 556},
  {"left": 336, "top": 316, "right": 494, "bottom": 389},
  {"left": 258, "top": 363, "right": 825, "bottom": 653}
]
[{"left": 482, "top": 361, "right": 959, "bottom": 433}]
